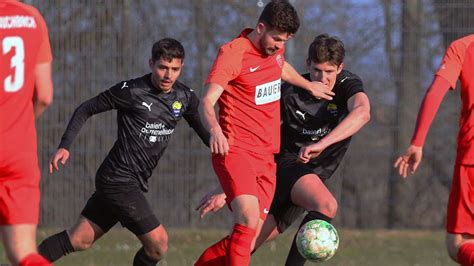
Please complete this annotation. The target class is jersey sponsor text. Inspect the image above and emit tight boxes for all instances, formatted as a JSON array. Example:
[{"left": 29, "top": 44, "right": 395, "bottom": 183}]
[{"left": 255, "top": 78, "right": 281, "bottom": 105}]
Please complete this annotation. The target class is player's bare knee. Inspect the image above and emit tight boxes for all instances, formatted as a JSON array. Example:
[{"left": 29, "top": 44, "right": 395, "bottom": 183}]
[
  {"left": 446, "top": 234, "right": 463, "bottom": 262},
  {"left": 236, "top": 214, "right": 259, "bottom": 229}
]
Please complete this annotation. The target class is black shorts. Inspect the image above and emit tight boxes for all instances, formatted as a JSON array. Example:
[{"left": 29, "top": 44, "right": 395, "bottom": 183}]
[
  {"left": 270, "top": 155, "right": 330, "bottom": 233},
  {"left": 81, "top": 190, "right": 160, "bottom": 236}
]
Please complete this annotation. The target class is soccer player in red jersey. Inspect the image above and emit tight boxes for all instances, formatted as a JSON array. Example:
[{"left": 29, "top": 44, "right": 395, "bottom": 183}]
[
  {"left": 0, "top": 1, "right": 53, "bottom": 265},
  {"left": 197, "top": 34, "right": 370, "bottom": 265},
  {"left": 195, "top": 1, "right": 335, "bottom": 265},
  {"left": 395, "top": 34, "right": 474, "bottom": 265}
]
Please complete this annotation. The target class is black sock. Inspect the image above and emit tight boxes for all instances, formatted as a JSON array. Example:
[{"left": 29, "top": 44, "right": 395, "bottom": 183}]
[
  {"left": 133, "top": 247, "right": 159, "bottom": 266},
  {"left": 38, "top": 230, "right": 75, "bottom": 262},
  {"left": 285, "top": 211, "right": 333, "bottom": 266}
]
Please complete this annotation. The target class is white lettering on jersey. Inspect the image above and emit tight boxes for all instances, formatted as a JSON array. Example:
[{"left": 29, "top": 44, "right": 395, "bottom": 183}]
[
  {"left": 0, "top": 16, "right": 36, "bottom": 29},
  {"left": 255, "top": 78, "right": 281, "bottom": 105}
]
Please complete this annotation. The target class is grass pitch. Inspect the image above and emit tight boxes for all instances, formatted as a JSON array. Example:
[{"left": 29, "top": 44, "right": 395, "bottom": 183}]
[{"left": 0, "top": 228, "right": 456, "bottom": 265}]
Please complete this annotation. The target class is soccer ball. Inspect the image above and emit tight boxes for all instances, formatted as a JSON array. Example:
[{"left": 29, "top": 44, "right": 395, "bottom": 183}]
[{"left": 296, "top": 219, "right": 339, "bottom": 263}]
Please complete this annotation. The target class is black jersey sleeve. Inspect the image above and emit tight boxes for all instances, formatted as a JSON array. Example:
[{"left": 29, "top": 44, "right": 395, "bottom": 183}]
[
  {"left": 58, "top": 82, "right": 133, "bottom": 150},
  {"left": 183, "top": 91, "right": 210, "bottom": 147},
  {"left": 337, "top": 71, "right": 365, "bottom": 102}
]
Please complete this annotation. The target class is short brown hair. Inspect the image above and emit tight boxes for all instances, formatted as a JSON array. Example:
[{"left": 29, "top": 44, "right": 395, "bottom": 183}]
[
  {"left": 308, "top": 34, "right": 345, "bottom": 66},
  {"left": 258, "top": 0, "right": 300, "bottom": 34},
  {"left": 151, "top": 38, "right": 185, "bottom": 62}
]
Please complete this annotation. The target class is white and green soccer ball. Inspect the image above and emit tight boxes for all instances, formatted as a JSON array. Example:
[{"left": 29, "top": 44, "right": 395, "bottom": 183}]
[{"left": 296, "top": 219, "right": 339, "bottom": 263}]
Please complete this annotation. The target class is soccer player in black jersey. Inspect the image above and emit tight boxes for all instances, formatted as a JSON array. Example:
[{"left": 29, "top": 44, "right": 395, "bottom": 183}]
[
  {"left": 196, "top": 34, "right": 370, "bottom": 265},
  {"left": 38, "top": 38, "right": 209, "bottom": 266}
]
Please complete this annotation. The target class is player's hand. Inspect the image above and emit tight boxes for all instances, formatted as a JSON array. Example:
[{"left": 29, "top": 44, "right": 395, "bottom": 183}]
[
  {"left": 394, "top": 145, "right": 423, "bottom": 178},
  {"left": 209, "top": 127, "right": 229, "bottom": 156},
  {"left": 195, "top": 190, "right": 226, "bottom": 219},
  {"left": 49, "top": 148, "right": 70, "bottom": 173},
  {"left": 298, "top": 144, "right": 324, "bottom": 164},
  {"left": 306, "top": 81, "right": 334, "bottom": 101}
]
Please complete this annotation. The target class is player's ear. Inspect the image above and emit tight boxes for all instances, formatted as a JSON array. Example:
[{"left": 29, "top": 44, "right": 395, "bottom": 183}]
[
  {"left": 337, "top": 63, "right": 344, "bottom": 74},
  {"left": 256, "top": 22, "right": 266, "bottom": 34},
  {"left": 148, "top": 59, "right": 154, "bottom": 69}
]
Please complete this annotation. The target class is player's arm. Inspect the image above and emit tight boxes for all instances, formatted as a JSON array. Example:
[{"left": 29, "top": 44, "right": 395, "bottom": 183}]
[
  {"left": 183, "top": 92, "right": 210, "bottom": 147},
  {"left": 394, "top": 76, "right": 451, "bottom": 177},
  {"left": 33, "top": 62, "right": 54, "bottom": 117},
  {"left": 200, "top": 83, "right": 229, "bottom": 155},
  {"left": 50, "top": 85, "right": 127, "bottom": 173},
  {"left": 299, "top": 92, "right": 370, "bottom": 163},
  {"left": 281, "top": 62, "right": 334, "bottom": 100}
]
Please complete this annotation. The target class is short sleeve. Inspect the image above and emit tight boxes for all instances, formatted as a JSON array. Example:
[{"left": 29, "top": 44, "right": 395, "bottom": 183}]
[
  {"left": 206, "top": 43, "right": 244, "bottom": 89},
  {"left": 435, "top": 40, "right": 464, "bottom": 89}
]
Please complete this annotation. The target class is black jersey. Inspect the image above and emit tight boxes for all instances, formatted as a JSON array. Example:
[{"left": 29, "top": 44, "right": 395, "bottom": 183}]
[
  {"left": 58, "top": 74, "right": 209, "bottom": 192},
  {"left": 277, "top": 70, "right": 365, "bottom": 179}
]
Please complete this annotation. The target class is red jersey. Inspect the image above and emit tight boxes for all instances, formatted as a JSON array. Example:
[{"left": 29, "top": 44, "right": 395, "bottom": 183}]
[
  {"left": 0, "top": 0, "right": 52, "bottom": 153},
  {"left": 436, "top": 34, "right": 474, "bottom": 164},
  {"left": 207, "top": 29, "right": 284, "bottom": 154}
]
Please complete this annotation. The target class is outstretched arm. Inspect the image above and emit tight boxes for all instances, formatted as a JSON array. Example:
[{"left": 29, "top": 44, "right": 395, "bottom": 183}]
[
  {"left": 299, "top": 92, "right": 371, "bottom": 163},
  {"left": 282, "top": 62, "right": 334, "bottom": 101},
  {"left": 394, "top": 75, "right": 451, "bottom": 177}
]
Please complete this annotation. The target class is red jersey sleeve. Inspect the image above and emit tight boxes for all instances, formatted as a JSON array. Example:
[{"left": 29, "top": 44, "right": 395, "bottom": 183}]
[
  {"left": 28, "top": 5, "right": 52, "bottom": 63},
  {"left": 435, "top": 39, "right": 465, "bottom": 89},
  {"left": 206, "top": 42, "right": 244, "bottom": 89}
]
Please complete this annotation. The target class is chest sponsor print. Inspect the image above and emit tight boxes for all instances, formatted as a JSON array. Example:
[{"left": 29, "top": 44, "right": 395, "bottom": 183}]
[{"left": 255, "top": 78, "right": 281, "bottom": 105}]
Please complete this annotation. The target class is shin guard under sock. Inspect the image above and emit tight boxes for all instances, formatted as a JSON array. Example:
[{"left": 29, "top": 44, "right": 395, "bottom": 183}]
[
  {"left": 458, "top": 242, "right": 474, "bottom": 266},
  {"left": 133, "top": 247, "right": 159, "bottom": 266},
  {"left": 194, "top": 236, "right": 229, "bottom": 266},
  {"left": 227, "top": 223, "right": 256, "bottom": 266},
  {"left": 38, "top": 230, "right": 74, "bottom": 262},
  {"left": 285, "top": 211, "right": 333, "bottom": 266},
  {"left": 19, "top": 253, "right": 52, "bottom": 266}
]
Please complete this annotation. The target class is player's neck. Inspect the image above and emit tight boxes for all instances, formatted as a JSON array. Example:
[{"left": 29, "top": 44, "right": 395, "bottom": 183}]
[{"left": 247, "top": 30, "right": 264, "bottom": 55}]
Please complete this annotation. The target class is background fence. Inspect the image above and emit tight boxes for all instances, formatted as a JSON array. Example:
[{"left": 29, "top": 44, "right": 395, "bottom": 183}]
[{"left": 23, "top": 0, "right": 474, "bottom": 229}]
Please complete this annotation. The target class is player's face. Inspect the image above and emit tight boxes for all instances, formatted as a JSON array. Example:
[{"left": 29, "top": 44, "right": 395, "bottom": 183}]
[
  {"left": 307, "top": 61, "right": 343, "bottom": 90},
  {"left": 257, "top": 23, "right": 292, "bottom": 56},
  {"left": 149, "top": 57, "right": 183, "bottom": 93}
]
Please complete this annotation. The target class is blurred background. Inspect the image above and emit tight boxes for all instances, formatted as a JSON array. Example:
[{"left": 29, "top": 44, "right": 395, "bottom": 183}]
[{"left": 25, "top": 0, "right": 473, "bottom": 231}]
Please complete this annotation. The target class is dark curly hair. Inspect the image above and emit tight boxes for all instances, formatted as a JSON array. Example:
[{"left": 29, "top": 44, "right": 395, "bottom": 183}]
[{"left": 258, "top": 0, "right": 300, "bottom": 34}]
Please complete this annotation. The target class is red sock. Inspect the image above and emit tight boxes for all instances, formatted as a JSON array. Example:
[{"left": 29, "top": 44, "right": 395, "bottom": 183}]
[
  {"left": 458, "top": 242, "right": 474, "bottom": 266},
  {"left": 19, "top": 253, "right": 52, "bottom": 266},
  {"left": 226, "top": 223, "right": 256, "bottom": 266},
  {"left": 194, "top": 236, "right": 229, "bottom": 266}
]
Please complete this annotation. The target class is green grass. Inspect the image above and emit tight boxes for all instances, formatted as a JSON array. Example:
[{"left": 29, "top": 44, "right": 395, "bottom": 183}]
[{"left": 1, "top": 228, "right": 457, "bottom": 265}]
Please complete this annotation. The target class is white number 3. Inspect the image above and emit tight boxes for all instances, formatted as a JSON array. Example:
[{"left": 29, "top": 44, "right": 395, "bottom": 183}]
[{"left": 3, "top": 36, "right": 25, "bottom": 92}]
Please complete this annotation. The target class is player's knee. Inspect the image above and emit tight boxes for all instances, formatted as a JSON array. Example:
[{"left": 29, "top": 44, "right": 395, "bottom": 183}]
[
  {"left": 318, "top": 195, "right": 338, "bottom": 218},
  {"left": 69, "top": 234, "right": 94, "bottom": 251},
  {"left": 446, "top": 234, "right": 462, "bottom": 262}
]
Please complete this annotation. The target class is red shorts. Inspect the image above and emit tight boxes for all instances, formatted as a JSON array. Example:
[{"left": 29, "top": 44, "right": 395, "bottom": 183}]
[
  {"left": 446, "top": 163, "right": 474, "bottom": 234},
  {"left": 0, "top": 153, "right": 40, "bottom": 225},
  {"left": 212, "top": 147, "right": 276, "bottom": 220}
]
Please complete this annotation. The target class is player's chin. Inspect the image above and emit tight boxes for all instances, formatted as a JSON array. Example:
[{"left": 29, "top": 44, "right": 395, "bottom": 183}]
[{"left": 265, "top": 48, "right": 277, "bottom": 56}]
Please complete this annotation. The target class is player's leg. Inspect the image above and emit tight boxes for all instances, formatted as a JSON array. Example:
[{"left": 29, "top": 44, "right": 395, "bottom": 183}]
[
  {"left": 195, "top": 150, "right": 274, "bottom": 266},
  {"left": 446, "top": 233, "right": 474, "bottom": 265},
  {"left": 252, "top": 214, "right": 280, "bottom": 252},
  {"left": 0, "top": 155, "right": 50, "bottom": 265},
  {"left": 0, "top": 224, "right": 50, "bottom": 266},
  {"left": 134, "top": 224, "right": 168, "bottom": 265},
  {"left": 116, "top": 189, "right": 163, "bottom": 265},
  {"left": 285, "top": 173, "right": 336, "bottom": 266},
  {"left": 445, "top": 164, "right": 474, "bottom": 265},
  {"left": 38, "top": 191, "right": 116, "bottom": 262}
]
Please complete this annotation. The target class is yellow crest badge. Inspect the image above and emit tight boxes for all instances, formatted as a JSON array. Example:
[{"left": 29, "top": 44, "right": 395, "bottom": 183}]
[{"left": 172, "top": 101, "right": 183, "bottom": 117}]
